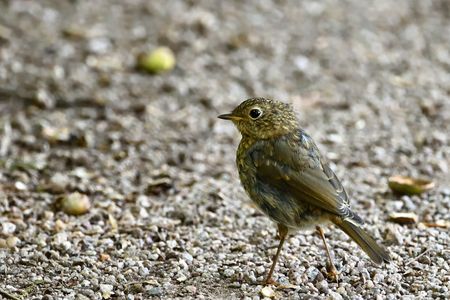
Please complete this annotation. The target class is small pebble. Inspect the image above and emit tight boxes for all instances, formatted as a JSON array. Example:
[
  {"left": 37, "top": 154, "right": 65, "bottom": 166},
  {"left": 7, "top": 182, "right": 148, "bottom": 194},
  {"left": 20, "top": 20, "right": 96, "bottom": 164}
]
[
  {"left": 14, "top": 181, "right": 27, "bottom": 191},
  {"left": 337, "top": 286, "right": 346, "bottom": 296},
  {"left": 100, "top": 284, "right": 114, "bottom": 299},
  {"left": 316, "top": 279, "right": 328, "bottom": 293},
  {"left": 328, "top": 291, "right": 343, "bottom": 300},
  {"left": 166, "top": 239, "right": 177, "bottom": 248},
  {"left": 418, "top": 255, "right": 431, "bottom": 265},
  {"left": 88, "top": 37, "right": 112, "bottom": 54},
  {"left": 306, "top": 266, "right": 320, "bottom": 281},
  {"left": 244, "top": 271, "right": 257, "bottom": 283},
  {"left": 100, "top": 253, "right": 111, "bottom": 262},
  {"left": 182, "top": 252, "right": 194, "bottom": 263},
  {"left": 185, "top": 285, "right": 197, "bottom": 294},
  {"left": 147, "top": 287, "right": 162, "bottom": 296},
  {"left": 2, "top": 222, "right": 16, "bottom": 234},
  {"left": 260, "top": 286, "right": 275, "bottom": 298},
  {"left": 48, "top": 173, "right": 70, "bottom": 193},
  {"left": 224, "top": 269, "right": 235, "bottom": 277},
  {"left": 256, "top": 266, "right": 266, "bottom": 275},
  {"left": 54, "top": 219, "right": 66, "bottom": 232},
  {"left": 385, "top": 224, "right": 404, "bottom": 245},
  {"left": 373, "top": 273, "right": 385, "bottom": 283},
  {"left": 42, "top": 126, "right": 70, "bottom": 142},
  {"left": 53, "top": 232, "right": 68, "bottom": 245},
  {"left": 6, "top": 236, "right": 20, "bottom": 248},
  {"left": 176, "top": 274, "right": 187, "bottom": 282}
]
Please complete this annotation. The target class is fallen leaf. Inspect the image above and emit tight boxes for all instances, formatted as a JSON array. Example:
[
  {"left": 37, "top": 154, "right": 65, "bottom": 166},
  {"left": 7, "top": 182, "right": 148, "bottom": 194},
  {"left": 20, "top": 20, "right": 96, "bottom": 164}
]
[
  {"left": 420, "top": 220, "right": 450, "bottom": 229},
  {"left": 388, "top": 175, "right": 435, "bottom": 195},
  {"left": 389, "top": 212, "right": 418, "bottom": 224}
]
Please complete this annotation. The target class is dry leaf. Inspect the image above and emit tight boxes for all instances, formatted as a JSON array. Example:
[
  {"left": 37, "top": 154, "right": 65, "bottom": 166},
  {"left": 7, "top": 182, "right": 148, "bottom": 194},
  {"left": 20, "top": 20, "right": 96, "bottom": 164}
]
[
  {"left": 389, "top": 212, "right": 418, "bottom": 224},
  {"left": 420, "top": 220, "right": 450, "bottom": 229},
  {"left": 388, "top": 175, "right": 435, "bottom": 195}
]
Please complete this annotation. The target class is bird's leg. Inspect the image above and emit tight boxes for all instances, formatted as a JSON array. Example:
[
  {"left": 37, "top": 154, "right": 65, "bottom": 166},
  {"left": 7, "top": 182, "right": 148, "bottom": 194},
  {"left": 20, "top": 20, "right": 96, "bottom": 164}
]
[
  {"left": 316, "top": 225, "right": 339, "bottom": 282},
  {"left": 264, "top": 224, "right": 288, "bottom": 285}
]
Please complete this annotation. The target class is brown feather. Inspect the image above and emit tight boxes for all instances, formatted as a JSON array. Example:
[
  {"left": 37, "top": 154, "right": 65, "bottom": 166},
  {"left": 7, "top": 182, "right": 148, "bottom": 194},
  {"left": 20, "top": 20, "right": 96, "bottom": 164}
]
[{"left": 332, "top": 216, "right": 391, "bottom": 264}]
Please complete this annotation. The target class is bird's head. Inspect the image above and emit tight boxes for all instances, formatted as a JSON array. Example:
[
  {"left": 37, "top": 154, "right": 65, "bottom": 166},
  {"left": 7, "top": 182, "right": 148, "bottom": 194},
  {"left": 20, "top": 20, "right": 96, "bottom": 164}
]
[{"left": 218, "top": 98, "right": 299, "bottom": 139}]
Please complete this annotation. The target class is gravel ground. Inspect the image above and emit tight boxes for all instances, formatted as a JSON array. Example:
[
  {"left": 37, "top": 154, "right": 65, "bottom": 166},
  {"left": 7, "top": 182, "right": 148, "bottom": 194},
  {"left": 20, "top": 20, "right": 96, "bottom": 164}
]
[{"left": 0, "top": 0, "right": 449, "bottom": 299}]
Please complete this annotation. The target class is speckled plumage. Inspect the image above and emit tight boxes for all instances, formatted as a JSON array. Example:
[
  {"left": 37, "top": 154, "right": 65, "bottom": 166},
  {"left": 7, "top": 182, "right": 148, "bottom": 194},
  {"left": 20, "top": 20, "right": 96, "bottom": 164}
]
[
  {"left": 219, "top": 98, "right": 390, "bottom": 284},
  {"left": 237, "top": 129, "right": 354, "bottom": 230}
]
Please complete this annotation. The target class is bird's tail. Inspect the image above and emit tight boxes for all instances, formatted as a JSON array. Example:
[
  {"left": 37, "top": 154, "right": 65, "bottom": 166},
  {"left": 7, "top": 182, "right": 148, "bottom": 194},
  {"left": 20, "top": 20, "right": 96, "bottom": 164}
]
[{"left": 332, "top": 217, "right": 391, "bottom": 264}]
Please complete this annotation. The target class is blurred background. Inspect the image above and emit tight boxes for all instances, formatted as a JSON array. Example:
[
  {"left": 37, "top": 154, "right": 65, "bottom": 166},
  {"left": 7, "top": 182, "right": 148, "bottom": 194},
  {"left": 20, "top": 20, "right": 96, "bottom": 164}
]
[{"left": 0, "top": 0, "right": 449, "bottom": 299}]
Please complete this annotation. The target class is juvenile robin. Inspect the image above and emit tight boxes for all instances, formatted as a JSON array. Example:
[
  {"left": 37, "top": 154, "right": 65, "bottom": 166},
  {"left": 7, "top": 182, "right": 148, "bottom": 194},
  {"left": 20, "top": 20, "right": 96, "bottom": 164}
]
[{"left": 218, "top": 98, "right": 390, "bottom": 285}]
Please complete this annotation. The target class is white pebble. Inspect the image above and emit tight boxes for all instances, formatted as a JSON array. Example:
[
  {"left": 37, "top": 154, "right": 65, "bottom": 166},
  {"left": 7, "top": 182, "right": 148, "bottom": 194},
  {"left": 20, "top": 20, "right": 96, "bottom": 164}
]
[
  {"left": 256, "top": 266, "right": 266, "bottom": 275},
  {"left": 14, "top": 181, "right": 27, "bottom": 190},
  {"left": 177, "top": 274, "right": 187, "bottom": 282},
  {"left": 329, "top": 291, "right": 343, "bottom": 300},
  {"left": 166, "top": 239, "right": 177, "bottom": 249},
  {"left": 185, "top": 285, "right": 197, "bottom": 293},
  {"left": 223, "top": 269, "right": 235, "bottom": 277},
  {"left": 260, "top": 286, "right": 275, "bottom": 298},
  {"left": 2, "top": 222, "right": 16, "bottom": 234},
  {"left": 53, "top": 232, "right": 68, "bottom": 244},
  {"left": 100, "top": 284, "right": 114, "bottom": 299},
  {"left": 182, "top": 252, "right": 194, "bottom": 263}
]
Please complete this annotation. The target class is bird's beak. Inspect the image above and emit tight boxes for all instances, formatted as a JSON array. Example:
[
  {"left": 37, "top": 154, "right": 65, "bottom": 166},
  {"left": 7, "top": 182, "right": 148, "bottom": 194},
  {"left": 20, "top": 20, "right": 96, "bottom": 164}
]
[{"left": 218, "top": 113, "right": 242, "bottom": 121}]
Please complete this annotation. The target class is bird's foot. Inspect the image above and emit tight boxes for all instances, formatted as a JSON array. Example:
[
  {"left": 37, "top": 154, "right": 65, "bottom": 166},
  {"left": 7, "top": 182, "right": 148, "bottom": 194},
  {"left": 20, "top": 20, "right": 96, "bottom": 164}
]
[
  {"left": 326, "top": 265, "right": 339, "bottom": 283},
  {"left": 264, "top": 277, "right": 276, "bottom": 286}
]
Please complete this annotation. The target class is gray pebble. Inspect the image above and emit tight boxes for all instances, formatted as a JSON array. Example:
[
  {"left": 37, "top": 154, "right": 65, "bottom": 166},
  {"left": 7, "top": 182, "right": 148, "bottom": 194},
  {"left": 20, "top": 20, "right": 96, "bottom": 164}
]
[
  {"left": 328, "top": 291, "right": 343, "bottom": 300},
  {"left": 147, "top": 287, "right": 162, "bottom": 296},
  {"left": 306, "top": 266, "right": 320, "bottom": 282},
  {"left": 223, "top": 268, "right": 235, "bottom": 277}
]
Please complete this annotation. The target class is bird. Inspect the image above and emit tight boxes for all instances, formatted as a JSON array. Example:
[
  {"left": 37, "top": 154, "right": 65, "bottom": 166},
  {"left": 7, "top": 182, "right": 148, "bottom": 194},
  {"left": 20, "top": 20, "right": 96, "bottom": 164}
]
[{"left": 218, "top": 97, "right": 390, "bottom": 285}]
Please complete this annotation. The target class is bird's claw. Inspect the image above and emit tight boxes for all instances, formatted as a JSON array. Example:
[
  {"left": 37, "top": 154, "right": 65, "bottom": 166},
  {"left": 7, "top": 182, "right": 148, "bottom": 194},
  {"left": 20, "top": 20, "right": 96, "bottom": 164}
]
[
  {"left": 264, "top": 277, "right": 276, "bottom": 285},
  {"left": 326, "top": 265, "right": 340, "bottom": 283}
]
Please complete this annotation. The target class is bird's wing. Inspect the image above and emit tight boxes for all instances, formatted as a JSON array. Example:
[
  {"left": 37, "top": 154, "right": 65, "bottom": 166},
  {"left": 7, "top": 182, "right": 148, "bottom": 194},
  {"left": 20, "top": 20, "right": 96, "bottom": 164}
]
[{"left": 249, "top": 130, "right": 363, "bottom": 224}]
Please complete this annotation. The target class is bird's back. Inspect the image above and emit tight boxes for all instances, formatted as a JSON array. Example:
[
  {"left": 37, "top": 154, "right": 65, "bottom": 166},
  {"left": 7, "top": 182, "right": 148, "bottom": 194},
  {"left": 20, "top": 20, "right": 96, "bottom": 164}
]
[{"left": 236, "top": 130, "right": 363, "bottom": 229}]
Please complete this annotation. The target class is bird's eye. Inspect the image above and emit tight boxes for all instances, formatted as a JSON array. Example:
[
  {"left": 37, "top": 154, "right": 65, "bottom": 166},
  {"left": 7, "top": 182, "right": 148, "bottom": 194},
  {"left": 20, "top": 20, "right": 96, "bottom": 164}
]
[{"left": 249, "top": 108, "right": 262, "bottom": 119}]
